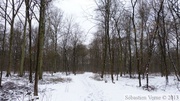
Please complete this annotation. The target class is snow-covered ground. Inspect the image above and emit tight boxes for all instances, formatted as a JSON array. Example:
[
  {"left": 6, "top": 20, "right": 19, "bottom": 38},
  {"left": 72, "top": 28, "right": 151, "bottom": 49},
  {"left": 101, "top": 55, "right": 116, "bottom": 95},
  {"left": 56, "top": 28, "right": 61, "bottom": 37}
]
[{"left": 0, "top": 72, "right": 180, "bottom": 101}]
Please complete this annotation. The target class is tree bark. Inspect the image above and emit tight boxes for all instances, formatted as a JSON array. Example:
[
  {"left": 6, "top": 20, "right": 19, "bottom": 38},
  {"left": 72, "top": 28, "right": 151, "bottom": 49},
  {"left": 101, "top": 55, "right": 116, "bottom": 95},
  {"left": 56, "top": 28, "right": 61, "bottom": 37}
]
[
  {"left": 0, "top": 0, "right": 8, "bottom": 86},
  {"left": 34, "top": 0, "right": 46, "bottom": 96},
  {"left": 27, "top": 0, "right": 33, "bottom": 83},
  {"left": 19, "top": 0, "right": 29, "bottom": 76},
  {"left": 6, "top": 19, "right": 14, "bottom": 77},
  {"left": 131, "top": 0, "right": 141, "bottom": 87}
]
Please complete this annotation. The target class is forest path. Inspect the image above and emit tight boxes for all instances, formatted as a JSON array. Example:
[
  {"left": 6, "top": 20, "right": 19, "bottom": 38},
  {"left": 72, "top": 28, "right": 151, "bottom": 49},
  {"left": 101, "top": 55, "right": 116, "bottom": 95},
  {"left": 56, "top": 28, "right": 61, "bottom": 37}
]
[
  {"left": 71, "top": 73, "right": 107, "bottom": 101},
  {"left": 39, "top": 73, "right": 114, "bottom": 101},
  {"left": 38, "top": 72, "right": 175, "bottom": 101}
]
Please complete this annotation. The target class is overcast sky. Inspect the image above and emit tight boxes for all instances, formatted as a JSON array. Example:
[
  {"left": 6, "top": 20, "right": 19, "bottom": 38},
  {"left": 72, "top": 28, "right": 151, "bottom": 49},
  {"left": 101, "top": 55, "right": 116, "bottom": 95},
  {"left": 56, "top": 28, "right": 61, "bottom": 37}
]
[{"left": 53, "top": 0, "right": 97, "bottom": 45}]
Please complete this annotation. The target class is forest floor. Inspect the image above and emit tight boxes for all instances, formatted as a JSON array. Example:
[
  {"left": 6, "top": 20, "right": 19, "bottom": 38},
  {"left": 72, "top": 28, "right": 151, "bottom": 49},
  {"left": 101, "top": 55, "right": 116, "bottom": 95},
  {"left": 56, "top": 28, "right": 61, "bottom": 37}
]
[{"left": 0, "top": 72, "right": 179, "bottom": 101}]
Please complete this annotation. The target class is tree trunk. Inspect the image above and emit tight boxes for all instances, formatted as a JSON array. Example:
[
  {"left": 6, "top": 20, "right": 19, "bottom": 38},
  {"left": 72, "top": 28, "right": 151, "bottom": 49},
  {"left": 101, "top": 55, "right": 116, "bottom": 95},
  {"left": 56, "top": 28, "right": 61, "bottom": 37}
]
[
  {"left": 131, "top": 0, "right": 141, "bottom": 87},
  {"left": 27, "top": 0, "right": 33, "bottom": 83},
  {"left": 6, "top": 19, "right": 15, "bottom": 77},
  {"left": 73, "top": 46, "right": 76, "bottom": 75},
  {"left": 101, "top": 34, "right": 107, "bottom": 79},
  {"left": 29, "top": 19, "right": 33, "bottom": 83},
  {"left": 127, "top": 26, "right": 132, "bottom": 78},
  {"left": 105, "top": 0, "right": 114, "bottom": 83},
  {"left": 54, "top": 31, "right": 57, "bottom": 73},
  {"left": 19, "top": 3, "right": 28, "bottom": 77},
  {"left": 166, "top": 38, "right": 180, "bottom": 81},
  {"left": 34, "top": 0, "right": 46, "bottom": 96},
  {"left": 0, "top": 0, "right": 8, "bottom": 86},
  {"left": 114, "top": 20, "right": 123, "bottom": 78},
  {"left": 140, "top": 16, "right": 144, "bottom": 79},
  {"left": 162, "top": 5, "right": 169, "bottom": 84}
]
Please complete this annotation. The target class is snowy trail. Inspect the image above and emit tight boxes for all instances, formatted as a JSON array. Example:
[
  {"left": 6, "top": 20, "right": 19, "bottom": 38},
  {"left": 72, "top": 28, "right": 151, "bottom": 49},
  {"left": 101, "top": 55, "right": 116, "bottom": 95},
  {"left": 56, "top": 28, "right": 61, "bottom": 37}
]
[
  {"left": 38, "top": 73, "right": 180, "bottom": 101},
  {"left": 73, "top": 73, "right": 105, "bottom": 101},
  {"left": 39, "top": 73, "right": 110, "bottom": 101}
]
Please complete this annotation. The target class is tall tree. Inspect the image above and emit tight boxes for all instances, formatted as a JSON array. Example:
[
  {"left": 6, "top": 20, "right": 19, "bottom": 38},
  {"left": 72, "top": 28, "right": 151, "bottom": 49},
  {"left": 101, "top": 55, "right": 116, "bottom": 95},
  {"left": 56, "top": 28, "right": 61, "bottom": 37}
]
[
  {"left": 167, "top": 0, "right": 180, "bottom": 77},
  {"left": 49, "top": 7, "right": 63, "bottom": 73},
  {"left": 95, "top": 0, "right": 108, "bottom": 79},
  {"left": 111, "top": 0, "right": 124, "bottom": 78},
  {"left": 19, "top": 0, "right": 30, "bottom": 77},
  {"left": 95, "top": 0, "right": 114, "bottom": 83},
  {"left": 34, "top": 0, "right": 46, "bottom": 96},
  {"left": 5, "top": 0, "right": 24, "bottom": 77},
  {"left": 124, "top": 12, "right": 132, "bottom": 78},
  {"left": 0, "top": 0, "right": 8, "bottom": 87},
  {"left": 156, "top": 0, "right": 169, "bottom": 84},
  {"left": 27, "top": 0, "right": 33, "bottom": 83},
  {"left": 137, "top": 0, "right": 150, "bottom": 79},
  {"left": 131, "top": 0, "right": 141, "bottom": 87},
  {"left": 61, "top": 17, "right": 74, "bottom": 75}
]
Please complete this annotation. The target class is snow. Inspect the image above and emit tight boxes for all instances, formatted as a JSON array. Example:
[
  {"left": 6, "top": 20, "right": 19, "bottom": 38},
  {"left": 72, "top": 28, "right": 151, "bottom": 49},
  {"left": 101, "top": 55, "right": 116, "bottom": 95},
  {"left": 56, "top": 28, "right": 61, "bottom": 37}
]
[
  {"left": 38, "top": 73, "right": 180, "bottom": 101},
  {"left": 0, "top": 72, "right": 179, "bottom": 101}
]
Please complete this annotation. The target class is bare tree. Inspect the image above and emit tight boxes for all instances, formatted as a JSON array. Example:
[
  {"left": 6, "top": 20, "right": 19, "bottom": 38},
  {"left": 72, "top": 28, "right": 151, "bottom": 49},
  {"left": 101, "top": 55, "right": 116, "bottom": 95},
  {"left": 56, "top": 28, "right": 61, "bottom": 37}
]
[
  {"left": 61, "top": 17, "right": 74, "bottom": 75},
  {"left": 27, "top": 0, "right": 33, "bottom": 83},
  {"left": 167, "top": 0, "right": 180, "bottom": 77},
  {"left": 19, "top": 0, "right": 31, "bottom": 77},
  {"left": 95, "top": 0, "right": 115, "bottom": 83},
  {"left": 0, "top": 0, "right": 24, "bottom": 77},
  {"left": 34, "top": 0, "right": 46, "bottom": 96},
  {"left": 131, "top": 0, "right": 141, "bottom": 87},
  {"left": 137, "top": 0, "right": 150, "bottom": 79},
  {"left": 145, "top": 0, "right": 166, "bottom": 87},
  {"left": 95, "top": 0, "right": 108, "bottom": 79},
  {"left": 123, "top": 12, "right": 132, "bottom": 78},
  {"left": 48, "top": 7, "right": 63, "bottom": 73},
  {"left": 9, "top": 0, "right": 24, "bottom": 77},
  {"left": 155, "top": 0, "right": 169, "bottom": 84},
  {"left": 0, "top": 0, "right": 8, "bottom": 87},
  {"left": 111, "top": 0, "right": 124, "bottom": 78}
]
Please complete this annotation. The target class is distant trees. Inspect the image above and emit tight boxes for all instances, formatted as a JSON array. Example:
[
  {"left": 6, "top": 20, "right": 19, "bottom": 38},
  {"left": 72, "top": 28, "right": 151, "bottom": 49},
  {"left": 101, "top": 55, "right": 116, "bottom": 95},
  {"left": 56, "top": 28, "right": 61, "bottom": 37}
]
[
  {"left": 61, "top": 18, "right": 72, "bottom": 75},
  {"left": 58, "top": 17, "right": 84, "bottom": 75},
  {"left": 89, "top": 32, "right": 103, "bottom": 73},
  {"left": 71, "top": 24, "right": 83, "bottom": 75},
  {"left": 91, "top": 0, "right": 180, "bottom": 87}
]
